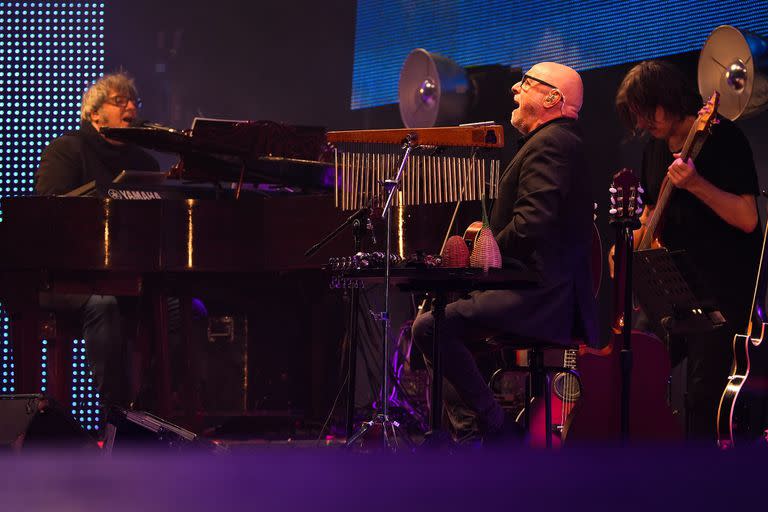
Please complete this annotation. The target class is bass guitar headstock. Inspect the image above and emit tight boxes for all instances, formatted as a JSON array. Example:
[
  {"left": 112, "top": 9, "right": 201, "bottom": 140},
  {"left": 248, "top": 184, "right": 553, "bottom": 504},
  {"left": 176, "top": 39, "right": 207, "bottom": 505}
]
[
  {"left": 608, "top": 168, "right": 643, "bottom": 228},
  {"left": 696, "top": 91, "right": 720, "bottom": 133},
  {"left": 682, "top": 91, "right": 720, "bottom": 161}
]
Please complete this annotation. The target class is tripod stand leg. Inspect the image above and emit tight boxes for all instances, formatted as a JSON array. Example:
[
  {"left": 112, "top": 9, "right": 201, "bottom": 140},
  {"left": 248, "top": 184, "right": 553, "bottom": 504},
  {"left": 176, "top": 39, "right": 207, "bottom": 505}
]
[{"left": 346, "top": 419, "right": 373, "bottom": 447}]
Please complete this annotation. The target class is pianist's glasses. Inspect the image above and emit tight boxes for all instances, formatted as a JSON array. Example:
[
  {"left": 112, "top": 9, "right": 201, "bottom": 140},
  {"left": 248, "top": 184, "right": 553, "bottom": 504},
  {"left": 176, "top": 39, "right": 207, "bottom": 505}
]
[{"left": 104, "top": 95, "right": 142, "bottom": 109}]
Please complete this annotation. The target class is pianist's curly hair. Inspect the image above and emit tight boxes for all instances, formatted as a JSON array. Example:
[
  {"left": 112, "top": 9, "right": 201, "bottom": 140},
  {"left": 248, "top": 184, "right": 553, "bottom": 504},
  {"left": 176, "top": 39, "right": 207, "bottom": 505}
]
[
  {"left": 80, "top": 71, "right": 140, "bottom": 122},
  {"left": 615, "top": 60, "right": 702, "bottom": 136}
]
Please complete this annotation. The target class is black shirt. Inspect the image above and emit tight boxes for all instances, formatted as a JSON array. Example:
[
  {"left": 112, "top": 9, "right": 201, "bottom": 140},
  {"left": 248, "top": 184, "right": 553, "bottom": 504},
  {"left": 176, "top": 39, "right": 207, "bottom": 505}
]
[
  {"left": 35, "top": 122, "right": 159, "bottom": 195},
  {"left": 640, "top": 118, "right": 761, "bottom": 330}
]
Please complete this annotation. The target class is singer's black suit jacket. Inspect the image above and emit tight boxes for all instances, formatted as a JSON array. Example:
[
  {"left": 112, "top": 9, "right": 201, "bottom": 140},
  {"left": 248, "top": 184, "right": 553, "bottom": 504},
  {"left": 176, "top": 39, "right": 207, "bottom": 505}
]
[{"left": 455, "top": 117, "right": 599, "bottom": 346}]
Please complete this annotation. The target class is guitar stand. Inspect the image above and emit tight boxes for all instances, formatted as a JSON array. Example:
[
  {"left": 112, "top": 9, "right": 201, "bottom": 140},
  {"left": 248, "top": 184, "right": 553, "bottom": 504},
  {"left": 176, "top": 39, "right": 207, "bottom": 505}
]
[{"left": 615, "top": 222, "right": 639, "bottom": 442}]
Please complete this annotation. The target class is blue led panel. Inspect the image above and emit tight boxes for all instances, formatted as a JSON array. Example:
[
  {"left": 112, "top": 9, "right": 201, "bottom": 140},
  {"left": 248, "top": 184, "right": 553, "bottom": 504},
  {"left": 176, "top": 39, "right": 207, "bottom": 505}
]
[
  {"left": 72, "top": 339, "right": 100, "bottom": 432},
  {"left": 0, "top": 301, "right": 11, "bottom": 394},
  {"left": 352, "top": 0, "right": 768, "bottom": 109},
  {"left": 0, "top": 2, "right": 104, "bottom": 428}
]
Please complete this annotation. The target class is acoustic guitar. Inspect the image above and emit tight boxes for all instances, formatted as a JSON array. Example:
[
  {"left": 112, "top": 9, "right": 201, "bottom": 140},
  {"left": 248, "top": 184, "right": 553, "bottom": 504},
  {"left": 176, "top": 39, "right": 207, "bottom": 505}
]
[
  {"left": 564, "top": 169, "right": 682, "bottom": 442},
  {"left": 716, "top": 212, "right": 768, "bottom": 447}
]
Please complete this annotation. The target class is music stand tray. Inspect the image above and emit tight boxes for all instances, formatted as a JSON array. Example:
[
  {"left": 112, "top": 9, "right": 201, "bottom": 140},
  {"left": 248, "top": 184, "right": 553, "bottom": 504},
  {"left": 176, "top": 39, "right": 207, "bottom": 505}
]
[{"left": 633, "top": 248, "right": 724, "bottom": 336}]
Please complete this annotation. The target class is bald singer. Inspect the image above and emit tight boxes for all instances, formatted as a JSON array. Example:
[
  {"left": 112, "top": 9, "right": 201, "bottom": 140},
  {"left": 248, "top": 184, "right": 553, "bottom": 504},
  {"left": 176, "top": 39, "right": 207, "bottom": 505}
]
[{"left": 412, "top": 62, "right": 599, "bottom": 446}]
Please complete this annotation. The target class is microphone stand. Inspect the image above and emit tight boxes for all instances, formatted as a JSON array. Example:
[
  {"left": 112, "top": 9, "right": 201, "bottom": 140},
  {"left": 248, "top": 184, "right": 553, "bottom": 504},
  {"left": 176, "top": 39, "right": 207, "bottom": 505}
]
[
  {"left": 346, "top": 134, "right": 418, "bottom": 451},
  {"left": 304, "top": 207, "right": 372, "bottom": 439}
]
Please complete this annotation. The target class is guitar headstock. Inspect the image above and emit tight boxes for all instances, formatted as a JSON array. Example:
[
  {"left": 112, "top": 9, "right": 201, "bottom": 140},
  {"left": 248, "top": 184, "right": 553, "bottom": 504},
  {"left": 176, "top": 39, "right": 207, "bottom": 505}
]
[
  {"left": 679, "top": 91, "right": 720, "bottom": 162},
  {"left": 694, "top": 91, "right": 720, "bottom": 136},
  {"left": 609, "top": 168, "right": 643, "bottom": 226}
]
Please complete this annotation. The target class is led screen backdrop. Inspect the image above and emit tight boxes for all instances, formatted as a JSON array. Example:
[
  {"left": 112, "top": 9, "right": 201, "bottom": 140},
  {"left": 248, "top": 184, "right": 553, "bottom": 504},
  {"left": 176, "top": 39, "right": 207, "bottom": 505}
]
[
  {"left": 0, "top": 1, "right": 104, "bottom": 430},
  {"left": 352, "top": 0, "right": 768, "bottom": 109}
]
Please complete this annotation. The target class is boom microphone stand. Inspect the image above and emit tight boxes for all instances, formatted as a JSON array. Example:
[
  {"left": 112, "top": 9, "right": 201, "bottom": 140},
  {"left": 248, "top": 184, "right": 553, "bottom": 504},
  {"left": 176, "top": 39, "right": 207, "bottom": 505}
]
[
  {"left": 346, "top": 134, "right": 419, "bottom": 451},
  {"left": 305, "top": 207, "right": 372, "bottom": 439}
]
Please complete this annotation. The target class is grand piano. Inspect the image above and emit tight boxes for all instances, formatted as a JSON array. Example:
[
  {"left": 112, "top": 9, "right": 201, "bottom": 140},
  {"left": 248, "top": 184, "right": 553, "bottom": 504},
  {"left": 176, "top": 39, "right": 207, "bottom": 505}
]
[{"left": 0, "top": 120, "right": 355, "bottom": 420}]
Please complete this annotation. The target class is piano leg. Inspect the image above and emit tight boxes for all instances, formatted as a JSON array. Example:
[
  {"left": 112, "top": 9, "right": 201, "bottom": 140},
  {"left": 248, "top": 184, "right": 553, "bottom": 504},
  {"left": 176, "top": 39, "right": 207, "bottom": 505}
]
[
  {"left": 179, "top": 296, "right": 204, "bottom": 431},
  {"left": 152, "top": 290, "right": 171, "bottom": 418},
  {"left": 134, "top": 285, "right": 172, "bottom": 417}
]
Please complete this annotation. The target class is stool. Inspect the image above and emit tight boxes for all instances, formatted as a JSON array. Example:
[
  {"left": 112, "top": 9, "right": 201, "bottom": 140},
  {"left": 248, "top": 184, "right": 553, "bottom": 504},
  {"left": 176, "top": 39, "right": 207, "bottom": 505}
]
[{"left": 486, "top": 335, "right": 581, "bottom": 448}]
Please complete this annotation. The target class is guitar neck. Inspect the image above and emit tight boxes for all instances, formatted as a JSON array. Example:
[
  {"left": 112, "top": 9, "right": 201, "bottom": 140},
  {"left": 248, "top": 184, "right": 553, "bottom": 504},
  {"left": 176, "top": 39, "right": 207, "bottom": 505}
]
[
  {"left": 637, "top": 118, "right": 709, "bottom": 251},
  {"left": 638, "top": 176, "right": 671, "bottom": 250},
  {"left": 747, "top": 218, "right": 768, "bottom": 340},
  {"left": 564, "top": 348, "right": 577, "bottom": 369}
]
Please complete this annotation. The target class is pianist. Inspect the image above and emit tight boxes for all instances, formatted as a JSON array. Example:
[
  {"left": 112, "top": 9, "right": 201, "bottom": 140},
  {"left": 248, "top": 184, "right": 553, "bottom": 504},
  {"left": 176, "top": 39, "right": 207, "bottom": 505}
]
[
  {"left": 35, "top": 71, "right": 159, "bottom": 195},
  {"left": 411, "top": 62, "right": 599, "bottom": 444},
  {"left": 33, "top": 72, "right": 159, "bottom": 410}
]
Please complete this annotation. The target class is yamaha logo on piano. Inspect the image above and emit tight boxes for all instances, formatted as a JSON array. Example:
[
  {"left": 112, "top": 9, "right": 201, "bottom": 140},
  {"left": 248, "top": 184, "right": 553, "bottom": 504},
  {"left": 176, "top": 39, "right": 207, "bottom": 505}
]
[{"left": 107, "top": 188, "right": 163, "bottom": 200}]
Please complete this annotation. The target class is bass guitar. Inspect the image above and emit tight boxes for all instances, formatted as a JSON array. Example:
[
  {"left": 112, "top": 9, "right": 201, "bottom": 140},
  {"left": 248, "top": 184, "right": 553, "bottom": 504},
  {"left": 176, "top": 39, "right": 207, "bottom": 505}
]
[{"left": 636, "top": 92, "right": 720, "bottom": 251}]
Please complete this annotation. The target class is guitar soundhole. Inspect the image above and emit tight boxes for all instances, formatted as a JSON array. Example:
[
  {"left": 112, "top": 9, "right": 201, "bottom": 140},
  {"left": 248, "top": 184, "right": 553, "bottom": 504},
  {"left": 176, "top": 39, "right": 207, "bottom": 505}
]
[{"left": 552, "top": 372, "right": 581, "bottom": 402}]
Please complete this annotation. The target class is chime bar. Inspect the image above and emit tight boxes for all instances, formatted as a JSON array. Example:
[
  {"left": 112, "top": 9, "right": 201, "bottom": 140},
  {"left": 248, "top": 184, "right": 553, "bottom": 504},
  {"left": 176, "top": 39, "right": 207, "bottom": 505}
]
[{"left": 327, "top": 125, "right": 504, "bottom": 148}]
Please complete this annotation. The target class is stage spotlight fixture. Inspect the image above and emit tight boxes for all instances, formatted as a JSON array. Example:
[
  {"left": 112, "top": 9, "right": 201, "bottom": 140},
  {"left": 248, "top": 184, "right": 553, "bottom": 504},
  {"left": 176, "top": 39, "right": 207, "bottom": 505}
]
[
  {"left": 698, "top": 25, "right": 768, "bottom": 120},
  {"left": 398, "top": 48, "right": 520, "bottom": 128}
]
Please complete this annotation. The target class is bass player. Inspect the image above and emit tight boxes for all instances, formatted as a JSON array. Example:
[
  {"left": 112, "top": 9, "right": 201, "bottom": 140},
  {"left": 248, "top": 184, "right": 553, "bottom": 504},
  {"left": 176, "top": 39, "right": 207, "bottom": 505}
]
[{"left": 613, "top": 60, "right": 762, "bottom": 441}]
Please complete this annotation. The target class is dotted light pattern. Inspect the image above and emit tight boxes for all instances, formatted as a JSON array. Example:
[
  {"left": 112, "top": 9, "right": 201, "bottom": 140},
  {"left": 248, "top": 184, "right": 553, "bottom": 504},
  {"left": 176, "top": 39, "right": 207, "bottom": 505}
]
[
  {"left": 352, "top": 0, "right": 768, "bottom": 109},
  {"left": 71, "top": 339, "right": 100, "bottom": 431},
  {"left": 0, "top": 2, "right": 104, "bottom": 428},
  {"left": 40, "top": 339, "right": 48, "bottom": 393},
  {"left": 0, "top": 301, "right": 12, "bottom": 394}
]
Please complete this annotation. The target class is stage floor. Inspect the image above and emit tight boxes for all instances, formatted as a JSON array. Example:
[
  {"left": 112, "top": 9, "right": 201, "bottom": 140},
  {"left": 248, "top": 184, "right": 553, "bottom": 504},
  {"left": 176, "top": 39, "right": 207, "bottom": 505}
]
[{"left": 1, "top": 443, "right": 766, "bottom": 511}]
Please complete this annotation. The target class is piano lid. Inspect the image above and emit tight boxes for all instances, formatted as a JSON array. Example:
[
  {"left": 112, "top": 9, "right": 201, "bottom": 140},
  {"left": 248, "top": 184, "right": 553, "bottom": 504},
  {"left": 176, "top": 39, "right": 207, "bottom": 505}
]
[
  {"left": 102, "top": 120, "right": 330, "bottom": 160},
  {"left": 101, "top": 120, "right": 335, "bottom": 190}
]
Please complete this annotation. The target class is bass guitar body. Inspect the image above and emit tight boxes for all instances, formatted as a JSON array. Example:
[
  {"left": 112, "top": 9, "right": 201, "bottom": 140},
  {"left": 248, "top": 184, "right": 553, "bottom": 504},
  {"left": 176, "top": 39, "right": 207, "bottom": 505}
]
[{"left": 564, "top": 330, "right": 683, "bottom": 442}]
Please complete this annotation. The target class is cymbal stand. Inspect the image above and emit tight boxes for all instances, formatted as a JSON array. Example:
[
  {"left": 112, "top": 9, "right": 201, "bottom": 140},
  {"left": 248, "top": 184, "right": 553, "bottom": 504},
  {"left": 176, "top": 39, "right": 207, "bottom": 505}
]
[{"left": 346, "top": 134, "right": 418, "bottom": 451}]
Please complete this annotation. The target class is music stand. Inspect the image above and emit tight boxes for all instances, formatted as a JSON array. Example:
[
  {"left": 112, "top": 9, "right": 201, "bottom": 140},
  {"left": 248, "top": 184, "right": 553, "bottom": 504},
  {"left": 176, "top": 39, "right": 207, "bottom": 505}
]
[{"left": 633, "top": 248, "right": 725, "bottom": 336}]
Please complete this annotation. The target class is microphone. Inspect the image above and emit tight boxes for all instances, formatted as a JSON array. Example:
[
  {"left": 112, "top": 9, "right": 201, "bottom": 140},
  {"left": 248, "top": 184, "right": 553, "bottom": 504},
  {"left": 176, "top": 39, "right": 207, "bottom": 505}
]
[{"left": 133, "top": 118, "right": 181, "bottom": 133}]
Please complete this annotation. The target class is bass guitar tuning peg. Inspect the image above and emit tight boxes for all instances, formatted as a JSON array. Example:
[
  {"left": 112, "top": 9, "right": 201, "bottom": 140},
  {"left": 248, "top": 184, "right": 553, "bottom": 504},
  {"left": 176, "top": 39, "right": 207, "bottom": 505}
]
[{"left": 609, "top": 187, "right": 617, "bottom": 194}]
